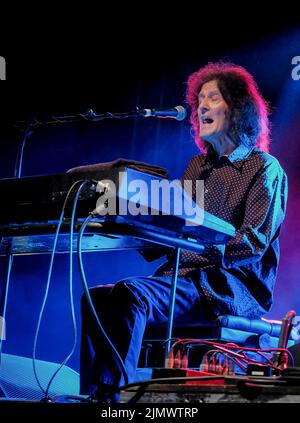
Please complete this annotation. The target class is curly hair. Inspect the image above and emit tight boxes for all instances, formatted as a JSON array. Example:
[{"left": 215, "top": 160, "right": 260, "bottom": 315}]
[{"left": 186, "top": 62, "right": 270, "bottom": 153}]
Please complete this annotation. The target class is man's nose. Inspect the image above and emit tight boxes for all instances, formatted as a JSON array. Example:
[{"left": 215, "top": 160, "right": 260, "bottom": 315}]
[
  {"left": 200, "top": 105, "right": 209, "bottom": 114},
  {"left": 199, "top": 98, "right": 210, "bottom": 113},
  {"left": 198, "top": 105, "right": 210, "bottom": 117}
]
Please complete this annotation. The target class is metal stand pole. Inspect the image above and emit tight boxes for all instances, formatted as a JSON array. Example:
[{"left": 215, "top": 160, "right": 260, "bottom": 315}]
[
  {"left": 0, "top": 125, "right": 32, "bottom": 370},
  {"left": 164, "top": 247, "right": 181, "bottom": 368},
  {"left": 0, "top": 246, "right": 13, "bottom": 354},
  {"left": 14, "top": 125, "right": 33, "bottom": 178}
]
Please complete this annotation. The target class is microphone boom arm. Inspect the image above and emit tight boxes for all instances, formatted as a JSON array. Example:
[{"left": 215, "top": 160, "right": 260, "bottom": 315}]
[{"left": 14, "top": 106, "right": 186, "bottom": 128}]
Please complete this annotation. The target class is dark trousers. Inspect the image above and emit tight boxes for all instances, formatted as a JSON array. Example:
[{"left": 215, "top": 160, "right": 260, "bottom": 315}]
[{"left": 80, "top": 275, "right": 214, "bottom": 393}]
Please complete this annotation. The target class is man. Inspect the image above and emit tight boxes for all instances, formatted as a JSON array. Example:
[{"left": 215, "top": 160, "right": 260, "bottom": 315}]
[{"left": 80, "top": 62, "right": 288, "bottom": 402}]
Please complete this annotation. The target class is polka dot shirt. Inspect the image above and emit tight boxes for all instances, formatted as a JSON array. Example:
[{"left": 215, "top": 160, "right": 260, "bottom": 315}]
[{"left": 154, "top": 144, "right": 288, "bottom": 317}]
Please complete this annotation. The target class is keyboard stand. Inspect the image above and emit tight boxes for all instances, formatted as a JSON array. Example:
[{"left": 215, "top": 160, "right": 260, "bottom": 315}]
[{"left": 0, "top": 217, "right": 225, "bottom": 376}]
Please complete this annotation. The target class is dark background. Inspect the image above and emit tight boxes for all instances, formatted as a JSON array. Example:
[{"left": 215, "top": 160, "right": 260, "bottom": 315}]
[{"left": 1, "top": 8, "right": 300, "bottom": 378}]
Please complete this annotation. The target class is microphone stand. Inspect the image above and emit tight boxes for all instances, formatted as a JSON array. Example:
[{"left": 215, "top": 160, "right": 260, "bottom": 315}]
[
  {"left": 13, "top": 108, "right": 142, "bottom": 129},
  {"left": 0, "top": 107, "right": 142, "bottom": 367},
  {"left": 0, "top": 105, "right": 175, "bottom": 370},
  {"left": 14, "top": 124, "right": 34, "bottom": 178}
]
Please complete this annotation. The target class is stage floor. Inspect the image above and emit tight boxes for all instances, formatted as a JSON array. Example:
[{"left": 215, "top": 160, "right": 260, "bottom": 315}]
[{"left": 121, "top": 379, "right": 300, "bottom": 403}]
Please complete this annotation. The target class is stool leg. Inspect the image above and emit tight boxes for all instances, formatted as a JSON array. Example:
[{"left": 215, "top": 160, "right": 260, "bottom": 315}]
[
  {"left": 0, "top": 248, "right": 13, "bottom": 348},
  {"left": 164, "top": 247, "right": 181, "bottom": 368}
]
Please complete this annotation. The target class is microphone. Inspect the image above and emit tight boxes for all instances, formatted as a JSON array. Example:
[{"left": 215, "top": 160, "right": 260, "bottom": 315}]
[{"left": 140, "top": 105, "right": 187, "bottom": 121}]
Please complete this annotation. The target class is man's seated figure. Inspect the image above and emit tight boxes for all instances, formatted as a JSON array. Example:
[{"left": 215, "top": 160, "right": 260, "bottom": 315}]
[{"left": 80, "top": 62, "right": 288, "bottom": 403}]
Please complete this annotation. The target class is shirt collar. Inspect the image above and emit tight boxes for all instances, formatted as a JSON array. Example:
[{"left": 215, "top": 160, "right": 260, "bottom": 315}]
[{"left": 205, "top": 144, "right": 254, "bottom": 170}]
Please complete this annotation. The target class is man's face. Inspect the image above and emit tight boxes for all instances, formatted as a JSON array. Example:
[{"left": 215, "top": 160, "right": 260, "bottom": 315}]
[{"left": 197, "top": 80, "right": 229, "bottom": 142}]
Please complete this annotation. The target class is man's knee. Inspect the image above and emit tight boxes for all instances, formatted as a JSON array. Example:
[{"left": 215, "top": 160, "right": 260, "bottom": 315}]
[
  {"left": 111, "top": 279, "right": 149, "bottom": 311},
  {"left": 81, "top": 285, "right": 113, "bottom": 314}
]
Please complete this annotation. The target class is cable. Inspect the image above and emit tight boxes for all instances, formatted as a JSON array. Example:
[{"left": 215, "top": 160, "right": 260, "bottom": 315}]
[
  {"left": 169, "top": 338, "right": 294, "bottom": 374},
  {"left": 32, "top": 179, "right": 91, "bottom": 398},
  {"left": 43, "top": 180, "right": 93, "bottom": 399},
  {"left": 173, "top": 338, "right": 295, "bottom": 361},
  {"left": 203, "top": 349, "right": 247, "bottom": 373},
  {"left": 77, "top": 214, "right": 129, "bottom": 386}
]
